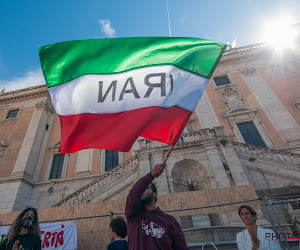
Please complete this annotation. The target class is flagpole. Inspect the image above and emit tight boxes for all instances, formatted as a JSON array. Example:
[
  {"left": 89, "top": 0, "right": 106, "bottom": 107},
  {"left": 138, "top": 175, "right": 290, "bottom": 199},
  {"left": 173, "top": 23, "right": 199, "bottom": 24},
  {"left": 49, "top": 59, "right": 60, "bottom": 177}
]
[
  {"left": 162, "top": 144, "right": 175, "bottom": 165},
  {"left": 166, "top": 0, "right": 172, "bottom": 37}
]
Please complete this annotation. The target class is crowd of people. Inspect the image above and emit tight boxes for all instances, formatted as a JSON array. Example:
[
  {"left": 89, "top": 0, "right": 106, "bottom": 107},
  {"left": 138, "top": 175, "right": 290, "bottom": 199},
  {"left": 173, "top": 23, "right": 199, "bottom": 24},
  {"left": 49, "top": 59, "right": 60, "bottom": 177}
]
[{"left": 0, "top": 164, "right": 282, "bottom": 250}]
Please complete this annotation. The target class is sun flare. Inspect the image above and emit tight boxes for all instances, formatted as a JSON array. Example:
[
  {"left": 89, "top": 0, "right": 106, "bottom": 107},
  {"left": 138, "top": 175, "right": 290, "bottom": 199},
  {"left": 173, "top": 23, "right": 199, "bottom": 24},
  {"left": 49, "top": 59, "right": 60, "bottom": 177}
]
[{"left": 262, "top": 16, "right": 298, "bottom": 53}]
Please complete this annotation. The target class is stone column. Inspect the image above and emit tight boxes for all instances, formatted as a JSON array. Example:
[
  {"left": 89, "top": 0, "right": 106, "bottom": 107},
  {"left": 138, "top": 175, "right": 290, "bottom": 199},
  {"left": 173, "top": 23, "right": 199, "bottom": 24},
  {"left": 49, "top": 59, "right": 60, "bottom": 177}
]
[
  {"left": 76, "top": 149, "right": 93, "bottom": 175},
  {"left": 32, "top": 111, "right": 55, "bottom": 182},
  {"left": 138, "top": 150, "right": 169, "bottom": 194},
  {"left": 204, "top": 143, "right": 232, "bottom": 188},
  {"left": 153, "top": 151, "right": 169, "bottom": 195},
  {"left": 12, "top": 100, "right": 54, "bottom": 179},
  {"left": 138, "top": 152, "right": 152, "bottom": 177},
  {"left": 195, "top": 90, "right": 220, "bottom": 129},
  {"left": 219, "top": 140, "right": 250, "bottom": 186}
]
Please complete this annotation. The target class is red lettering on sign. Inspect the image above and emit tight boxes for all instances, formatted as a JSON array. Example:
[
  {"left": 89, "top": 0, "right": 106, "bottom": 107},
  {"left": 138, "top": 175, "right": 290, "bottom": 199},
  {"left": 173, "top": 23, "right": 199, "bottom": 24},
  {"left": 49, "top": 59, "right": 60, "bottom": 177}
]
[
  {"left": 51, "top": 232, "right": 58, "bottom": 247},
  {"left": 55, "top": 230, "right": 64, "bottom": 247},
  {"left": 40, "top": 224, "right": 67, "bottom": 248},
  {"left": 42, "top": 232, "right": 51, "bottom": 248}
]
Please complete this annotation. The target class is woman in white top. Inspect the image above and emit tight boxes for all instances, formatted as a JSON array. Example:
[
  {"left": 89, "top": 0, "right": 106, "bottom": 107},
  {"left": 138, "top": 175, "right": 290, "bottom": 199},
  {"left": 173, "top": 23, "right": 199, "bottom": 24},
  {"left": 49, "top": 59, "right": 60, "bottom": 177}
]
[{"left": 236, "top": 205, "right": 282, "bottom": 250}]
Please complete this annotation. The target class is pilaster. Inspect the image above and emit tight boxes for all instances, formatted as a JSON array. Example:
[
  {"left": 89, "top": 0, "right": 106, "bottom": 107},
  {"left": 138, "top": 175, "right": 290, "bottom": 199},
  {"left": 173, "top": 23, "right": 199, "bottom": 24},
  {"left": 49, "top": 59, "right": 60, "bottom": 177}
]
[
  {"left": 218, "top": 140, "right": 250, "bottom": 186},
  {"left": 240, "top": 67, "right": 300, "bottom": 145},
  {"left": 12, "top": 99, "right": 54, "bottom": 179},
  {"left": 204, "top": 143, "right": 232, "bottom": 188},
  {"left": 76, "top": 149, "right": 93, "bottom": 175}
]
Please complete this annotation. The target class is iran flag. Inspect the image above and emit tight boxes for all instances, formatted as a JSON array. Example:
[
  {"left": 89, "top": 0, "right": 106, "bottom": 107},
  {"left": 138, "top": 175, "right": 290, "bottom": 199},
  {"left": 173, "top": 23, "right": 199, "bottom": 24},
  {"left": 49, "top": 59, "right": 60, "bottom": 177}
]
[{"left": 39, "top": 37, "right": 226, "bottom": 153}]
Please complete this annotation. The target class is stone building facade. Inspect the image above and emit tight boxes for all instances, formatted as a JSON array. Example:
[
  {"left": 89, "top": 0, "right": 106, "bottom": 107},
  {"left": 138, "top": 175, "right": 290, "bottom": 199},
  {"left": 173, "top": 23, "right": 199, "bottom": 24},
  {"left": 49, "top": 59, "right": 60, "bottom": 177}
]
[{"left": 0, "top": 40, "right": 300, "bottom": 247}]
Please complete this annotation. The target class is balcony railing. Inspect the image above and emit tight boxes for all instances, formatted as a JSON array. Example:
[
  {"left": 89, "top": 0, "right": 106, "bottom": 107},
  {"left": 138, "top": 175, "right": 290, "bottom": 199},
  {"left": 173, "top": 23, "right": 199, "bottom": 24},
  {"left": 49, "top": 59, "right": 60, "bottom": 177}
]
[
  {"left": 138, "top": 126, "right": 227, "bottom": 150},
  {"left": 54, "top": 155, "right": 139, "bottom": 207},
  {"left": 233, "top": 142, "right": 300, "bottom": 165}
]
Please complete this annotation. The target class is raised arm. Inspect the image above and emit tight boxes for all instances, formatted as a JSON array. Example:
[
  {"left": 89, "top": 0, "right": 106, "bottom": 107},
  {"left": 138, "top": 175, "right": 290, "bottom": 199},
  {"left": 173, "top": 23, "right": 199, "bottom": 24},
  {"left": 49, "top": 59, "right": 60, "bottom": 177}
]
[{"left": 125, "top": 164, "right": 165, "bottom": 219}]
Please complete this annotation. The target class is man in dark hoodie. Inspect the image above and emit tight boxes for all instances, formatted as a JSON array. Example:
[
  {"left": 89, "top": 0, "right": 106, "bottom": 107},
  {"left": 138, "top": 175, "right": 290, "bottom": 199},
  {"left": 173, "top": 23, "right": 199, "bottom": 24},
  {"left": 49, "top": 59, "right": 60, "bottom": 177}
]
[{"left": 125, "top": 163, "right": 189, "bottom": 250}]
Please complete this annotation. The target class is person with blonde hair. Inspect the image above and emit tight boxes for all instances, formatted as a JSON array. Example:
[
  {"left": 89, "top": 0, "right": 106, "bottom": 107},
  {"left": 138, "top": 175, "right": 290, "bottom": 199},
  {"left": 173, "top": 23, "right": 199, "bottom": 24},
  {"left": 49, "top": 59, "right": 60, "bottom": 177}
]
[{"left": 0, "top": 207, "right": 41, "bottom": 250}]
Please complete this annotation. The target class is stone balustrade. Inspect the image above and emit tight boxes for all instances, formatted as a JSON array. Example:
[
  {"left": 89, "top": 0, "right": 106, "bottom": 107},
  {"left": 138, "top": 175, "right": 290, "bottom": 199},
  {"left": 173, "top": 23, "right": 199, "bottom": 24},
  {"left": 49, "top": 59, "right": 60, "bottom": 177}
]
[
  {"left": 223, "top": 43, "right": 264, "bottom": 56},
  {"left": 138, "top": 126, "right": 226, "bottom": 150},
  {"left": 233, "top": 142, "right": 300, "bottom": 165},
  {"left": 54, "top": 156, "right": 139, "bottom": 207}
]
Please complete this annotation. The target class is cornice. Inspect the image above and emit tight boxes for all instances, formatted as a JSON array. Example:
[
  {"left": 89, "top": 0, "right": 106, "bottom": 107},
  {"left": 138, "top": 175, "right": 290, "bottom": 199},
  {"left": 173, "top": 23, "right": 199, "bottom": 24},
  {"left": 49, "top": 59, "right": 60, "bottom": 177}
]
[
  {"left": 36, "top": 99, "right": 55, "bottom": 114},
  {"left": 219, "top": 51, "right": 266, "bottom": 66},
  {"left": 0, "top": 85, "right": 49, "bottom": 104},
  {"left": 224, "top": 104, "right": 258, "bottom": 118}
]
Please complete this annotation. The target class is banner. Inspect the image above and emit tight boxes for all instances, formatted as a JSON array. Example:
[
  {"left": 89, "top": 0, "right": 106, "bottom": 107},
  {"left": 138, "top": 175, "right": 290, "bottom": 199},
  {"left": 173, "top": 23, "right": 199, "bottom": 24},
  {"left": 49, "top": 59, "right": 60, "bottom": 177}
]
[{"left": 0, "top": 221, "right": 77, "bottom": 249}]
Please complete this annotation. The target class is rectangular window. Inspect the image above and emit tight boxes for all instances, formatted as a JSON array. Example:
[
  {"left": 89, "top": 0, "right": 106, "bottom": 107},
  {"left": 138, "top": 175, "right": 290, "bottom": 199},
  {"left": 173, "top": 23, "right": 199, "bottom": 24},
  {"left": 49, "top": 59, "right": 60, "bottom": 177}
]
[
  {"left": 105, "top": 150, "right": 119, "bottom": 172},
  {"left": 213, "top": 76, "right": 231, "bottom": 86},
  {"left": 6, "top": 109, "right": 19, "bottom": 119},
  {"left": 237, "top": 121, "right": 266, "bottom": 147},
  {"left": 270, "top": 64, "right": 291, "bottom": 75},
  {"left": 49, "top": 154, "right": 65, "bottom": 179},
  {"left": 0, "top": 148, "right": 5, "bottom": 164}
]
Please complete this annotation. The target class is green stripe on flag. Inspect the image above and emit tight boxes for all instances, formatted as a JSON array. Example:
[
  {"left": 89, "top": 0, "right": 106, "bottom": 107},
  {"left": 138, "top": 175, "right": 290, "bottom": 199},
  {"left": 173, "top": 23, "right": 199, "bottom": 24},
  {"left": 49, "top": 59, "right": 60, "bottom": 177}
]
[{"left": 39, "top": 37, "right": 226, "bottom": 88}]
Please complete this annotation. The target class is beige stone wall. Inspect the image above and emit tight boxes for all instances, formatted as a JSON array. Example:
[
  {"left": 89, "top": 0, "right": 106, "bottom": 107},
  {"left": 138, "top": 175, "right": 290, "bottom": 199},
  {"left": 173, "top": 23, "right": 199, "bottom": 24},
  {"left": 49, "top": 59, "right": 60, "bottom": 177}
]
[
  {"left": 38, "top": 114, "right": 61, "bottom": 181},
  {"left": 91, "top": 149, "right": 100, "bottom": 174},
  {"left": 205, "top": 81, "right": 233, "bottom": 135},
  {"left": 0, "top": 185, "right": 260, "bottom": 250},
  {"left": 200, "top": 49, "right": 300, "bottom": 149},
  {"left": 259, "top": 65, "right": 300, "bottom": 126},
  {"left": 232, "top": 69, "right": 285, "bottom": 147},
  {"left": 0, "top": 106, "right": 34, "bottom": 177}
]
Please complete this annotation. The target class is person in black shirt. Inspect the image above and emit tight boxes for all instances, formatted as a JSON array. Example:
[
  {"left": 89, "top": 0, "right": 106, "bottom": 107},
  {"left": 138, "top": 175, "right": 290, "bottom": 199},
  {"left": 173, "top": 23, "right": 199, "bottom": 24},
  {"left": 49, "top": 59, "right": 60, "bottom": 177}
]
[
  {"left": 0, "top": 207, "right": 41, "bottom": 250},
  {"left": 107, "top": 216, "right": 128, "bottom": 250}
]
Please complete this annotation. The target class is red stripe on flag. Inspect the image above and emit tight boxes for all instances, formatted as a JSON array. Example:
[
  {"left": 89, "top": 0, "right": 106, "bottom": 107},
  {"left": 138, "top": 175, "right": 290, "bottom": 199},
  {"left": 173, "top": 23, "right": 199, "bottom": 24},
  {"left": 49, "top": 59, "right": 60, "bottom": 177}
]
[{"left": 59, "top": 106, "right": 192, "bottom": 153}]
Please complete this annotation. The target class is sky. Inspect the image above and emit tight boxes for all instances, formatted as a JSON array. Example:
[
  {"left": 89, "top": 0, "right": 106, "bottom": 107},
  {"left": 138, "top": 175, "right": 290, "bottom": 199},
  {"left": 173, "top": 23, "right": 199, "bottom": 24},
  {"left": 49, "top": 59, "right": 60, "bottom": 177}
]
[{"left": 0, "top": 0, "right": 300, "bottom": 92}]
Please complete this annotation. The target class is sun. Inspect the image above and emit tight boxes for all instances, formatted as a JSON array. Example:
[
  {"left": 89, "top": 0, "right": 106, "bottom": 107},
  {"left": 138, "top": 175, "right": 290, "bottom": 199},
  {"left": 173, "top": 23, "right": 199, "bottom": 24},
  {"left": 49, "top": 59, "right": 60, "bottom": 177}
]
[{"left": 262, "top": 16, "right": 298, "bottom": 53}]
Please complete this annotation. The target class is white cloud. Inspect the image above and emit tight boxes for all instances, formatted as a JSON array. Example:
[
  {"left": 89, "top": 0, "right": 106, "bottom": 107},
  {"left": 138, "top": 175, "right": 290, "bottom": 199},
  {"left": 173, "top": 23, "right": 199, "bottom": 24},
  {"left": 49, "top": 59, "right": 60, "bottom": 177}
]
[
  {"left": 98, "top": 19, "right": 116, "bottom": 38},
  {"left": 0, "top": 69, "right": 45, "bottom": 93}
]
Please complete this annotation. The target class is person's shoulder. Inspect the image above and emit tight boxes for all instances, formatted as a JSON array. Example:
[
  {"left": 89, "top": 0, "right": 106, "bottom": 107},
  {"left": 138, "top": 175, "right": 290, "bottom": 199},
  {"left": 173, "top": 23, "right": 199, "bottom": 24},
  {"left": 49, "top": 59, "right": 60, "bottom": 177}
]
[
  {"left": 108, "top": 240, "right": 128, "bottom": 250},
  {"left": 157, "top": 208, "right": 174, "bottom": 218},
  {"left": 162, "top": 211, "right": 178, "bottom": 222},
  {"left": 162, "top": 212, "right": 183, "bottom": 228},
  {"left": 259, "top": 226, "right": 275, "bottom": 234},
  {"left": 26, "top": 234, "right": 41, "bottom": 240},
  {"left": 34, "top": 234, "right": 42, "bottom": 242},
  {"left": 236, "top": 229, "right": 247, "bottom": 238}
]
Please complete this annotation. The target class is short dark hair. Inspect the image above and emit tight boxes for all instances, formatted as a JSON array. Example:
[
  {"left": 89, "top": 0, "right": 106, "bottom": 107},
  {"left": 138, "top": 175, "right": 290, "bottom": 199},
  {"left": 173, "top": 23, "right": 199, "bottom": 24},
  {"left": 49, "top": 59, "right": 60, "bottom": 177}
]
[
  {"left": 110, "top": 217, "right": 127, "bottom": 238},
  {"left": 238, "top": 205, "right": 257, "bottom": 220}
]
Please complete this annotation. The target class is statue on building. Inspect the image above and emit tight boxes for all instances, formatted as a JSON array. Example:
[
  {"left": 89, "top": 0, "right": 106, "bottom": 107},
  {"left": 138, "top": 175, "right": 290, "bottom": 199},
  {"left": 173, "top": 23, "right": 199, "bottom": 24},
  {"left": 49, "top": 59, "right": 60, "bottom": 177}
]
[{"left": 181, "top": 176, "right": 197, "bottom": 191}]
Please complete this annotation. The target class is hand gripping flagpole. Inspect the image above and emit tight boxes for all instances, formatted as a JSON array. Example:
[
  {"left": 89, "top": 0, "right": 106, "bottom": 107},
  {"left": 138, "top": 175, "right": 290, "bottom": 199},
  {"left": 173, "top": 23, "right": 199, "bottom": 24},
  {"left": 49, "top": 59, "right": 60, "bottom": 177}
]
[{"left": 155, "top": 144, "right": 175, "bottom": 177}]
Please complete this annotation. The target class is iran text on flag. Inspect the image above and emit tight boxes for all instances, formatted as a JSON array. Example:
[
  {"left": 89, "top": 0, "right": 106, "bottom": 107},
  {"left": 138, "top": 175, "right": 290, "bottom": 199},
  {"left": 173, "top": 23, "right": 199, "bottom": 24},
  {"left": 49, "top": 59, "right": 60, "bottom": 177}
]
[{"left": 39, "top": 37, "right": 226, "bottom": 153}]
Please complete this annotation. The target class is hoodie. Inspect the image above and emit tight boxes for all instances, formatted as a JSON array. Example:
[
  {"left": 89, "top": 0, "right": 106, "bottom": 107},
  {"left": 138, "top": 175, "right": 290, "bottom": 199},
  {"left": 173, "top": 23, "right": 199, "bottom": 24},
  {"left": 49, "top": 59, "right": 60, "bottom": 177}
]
[{"left": 125, "top": 175, "right": 189, "bottom": 250}]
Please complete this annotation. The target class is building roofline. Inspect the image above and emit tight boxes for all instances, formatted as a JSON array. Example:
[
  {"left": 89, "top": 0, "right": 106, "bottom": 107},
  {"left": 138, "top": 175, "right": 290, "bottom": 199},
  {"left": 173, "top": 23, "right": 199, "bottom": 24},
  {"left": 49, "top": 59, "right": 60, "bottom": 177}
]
[{"left": 0, "top": 84, "right": 48, "bottom": 104}]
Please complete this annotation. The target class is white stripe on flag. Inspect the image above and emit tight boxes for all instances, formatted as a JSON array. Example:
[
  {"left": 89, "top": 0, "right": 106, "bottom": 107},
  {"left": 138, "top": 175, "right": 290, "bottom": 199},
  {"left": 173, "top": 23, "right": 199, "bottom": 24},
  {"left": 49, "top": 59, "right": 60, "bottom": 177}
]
[{"left": 49, "top": 65, "right": 208, "bottom": 116}]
